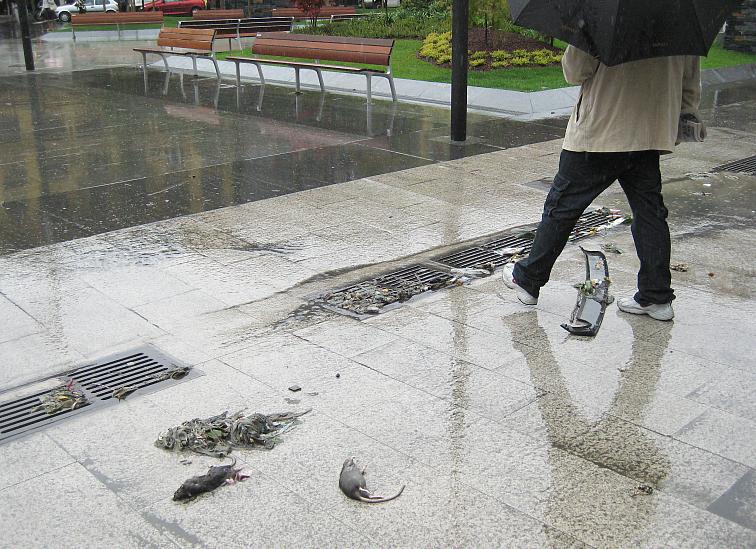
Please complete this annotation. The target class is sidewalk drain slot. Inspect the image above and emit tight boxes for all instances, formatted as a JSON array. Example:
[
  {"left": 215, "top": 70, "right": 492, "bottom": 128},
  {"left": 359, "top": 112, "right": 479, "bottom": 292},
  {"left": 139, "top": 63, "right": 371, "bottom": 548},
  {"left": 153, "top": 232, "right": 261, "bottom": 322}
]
[
  {"left": 436, "top": 208, "right": 624, "bottom": 270},
  {"left": 0, "top": 346, "right": 199, "bottom": 444},
  {"left": 320, "top": 265, "right": 454, "bottom": 318},
  {"left": 712, "top": 155, "right": 756, "bottom": 176}
]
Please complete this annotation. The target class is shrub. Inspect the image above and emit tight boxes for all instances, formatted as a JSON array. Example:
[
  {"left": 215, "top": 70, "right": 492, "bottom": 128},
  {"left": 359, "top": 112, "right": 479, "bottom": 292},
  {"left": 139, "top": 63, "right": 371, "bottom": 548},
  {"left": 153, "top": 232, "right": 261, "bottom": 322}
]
[
  {"left": 295, "top": 1, "right": 450, "bottom": 39},
  {"left": 419, "top": 33, "right": 562, "bottom": 70}
]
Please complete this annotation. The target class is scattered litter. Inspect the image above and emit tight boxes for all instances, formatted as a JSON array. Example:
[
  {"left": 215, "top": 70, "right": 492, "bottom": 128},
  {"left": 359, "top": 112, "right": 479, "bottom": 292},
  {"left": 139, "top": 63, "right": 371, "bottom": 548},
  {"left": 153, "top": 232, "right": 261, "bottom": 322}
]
[
  {"left": 708, "top": 272, "right": 715, "bottom": 278},
  {"left": 173, "top": 457, "right": 249, "bottom": 502},
  {"left": 153, "top": 366, "right": 191, "bottom": 382},
  {"left": 339, "top": 457, "right": 405, "bottom": 503},
  {"left": 450, "top": 267, "right": 493, "bottom": 278},
  {"left": 516, "top": 230, "right": 536, "bottom": 240},
  {"left": 601, "top": 243, "right": 623, "bottom": 254},
  {"left": 562, "top": 248, "right": 612, "bottom": 337},
  {"left": 335, "top": 373, "right": 340, "bottom": 379},
  {"left": 155, "top": 409, "right": 311, "bottom": 457},
  {"left": 685, "top": 172, "right": 713, "bottom": 180},
  {"left": 112, "top": 386, "right": 137, "bottom": 401},
  {"left": 692, "top": 191, "right": 712, "bottom": 196},
  {"left": 306, "top": 392, "right": 319, "bottom": 396},
  {"left": 491, "top": 246, "right": 525, "bottom": 257},
  {"left": 31, "top": 382, "right": 87, "bottom": 415},
  {"left": 670, "top": 263, "right": 689, "bottom": 272},
  {"left": 631, "top": 484, "right": 654, "bottom": 497},
  {"left": 284, "top": 398, "right": 300, "bottom": 405},
  {"left": 622, "top": 216, "right": 633, "bottom": 225},
  {"left": 288, "top": 385, "right": 302, "bottom": 392},
  {"left": 323, "top": 276, "right": 451, "bottom": 316},
  {"left": 179, "top": 458, "right": 193, "bottom": 465},
  {"left": 618, "top": 367, "right": 629, "bottom": 373}
]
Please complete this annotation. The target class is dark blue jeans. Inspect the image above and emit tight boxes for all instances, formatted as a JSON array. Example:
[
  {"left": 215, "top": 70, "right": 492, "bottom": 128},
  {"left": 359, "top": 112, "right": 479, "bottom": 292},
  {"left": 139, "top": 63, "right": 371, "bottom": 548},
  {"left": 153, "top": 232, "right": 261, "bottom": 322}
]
[{"left": 513, "top": 150, "right": 674, "bottom": 306}]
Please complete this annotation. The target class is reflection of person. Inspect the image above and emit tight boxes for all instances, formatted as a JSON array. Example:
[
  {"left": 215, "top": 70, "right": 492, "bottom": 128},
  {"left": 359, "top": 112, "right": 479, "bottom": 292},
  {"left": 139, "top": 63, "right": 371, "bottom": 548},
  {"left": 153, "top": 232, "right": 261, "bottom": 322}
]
[{"left": 502, "top": 46, "right": 703, "bottom": 321}]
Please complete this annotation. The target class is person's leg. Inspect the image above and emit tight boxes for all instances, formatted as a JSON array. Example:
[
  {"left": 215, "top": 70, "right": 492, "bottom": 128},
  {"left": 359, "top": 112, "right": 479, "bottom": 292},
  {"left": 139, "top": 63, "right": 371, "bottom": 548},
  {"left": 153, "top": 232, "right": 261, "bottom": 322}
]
[
  {"left": 512, "top": 150, "right": 623, "bottom": 298},
  {"left": 616, "top": 151, "right": 674, "bottom": 305}
]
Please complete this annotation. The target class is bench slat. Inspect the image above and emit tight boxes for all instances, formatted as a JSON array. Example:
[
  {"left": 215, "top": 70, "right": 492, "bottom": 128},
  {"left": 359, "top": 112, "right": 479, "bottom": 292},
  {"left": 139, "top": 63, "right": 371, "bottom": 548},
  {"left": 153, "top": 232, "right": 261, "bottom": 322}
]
[
  {"left": 72, "top": 12, "right": 163, "bottom": 25},
  {"left": 257, "top": 32, "right": 393, "bottom": 48},
  {"left": 157, "top": 37, "right": 213, "bottom": 50},
  {"left": 253, "top": 39, "right": 392, "bottom": 66},
  {"left": 193, "top": 9, "right": 244, "bottom": 19},
  {"left": 227, "top": 56, "right": 368, "bottom": 72}
]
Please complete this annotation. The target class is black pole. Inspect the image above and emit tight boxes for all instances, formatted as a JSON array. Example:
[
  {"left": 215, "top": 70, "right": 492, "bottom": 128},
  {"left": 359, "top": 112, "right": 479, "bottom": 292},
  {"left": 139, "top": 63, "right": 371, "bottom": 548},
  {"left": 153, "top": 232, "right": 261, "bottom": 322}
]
[
  {"left": 450, "top": 0, "right": 468, "bottom": 142},
  {"left": 16, "top": 0, "right": 35, "bottom": 71}
]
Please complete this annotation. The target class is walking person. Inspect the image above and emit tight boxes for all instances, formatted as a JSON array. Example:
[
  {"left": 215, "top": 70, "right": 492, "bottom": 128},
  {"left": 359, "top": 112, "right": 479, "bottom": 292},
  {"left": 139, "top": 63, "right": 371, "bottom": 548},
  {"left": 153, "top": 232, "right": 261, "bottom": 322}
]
[{"left": 502, "top": 45, "right": 704, "bottom": 321}]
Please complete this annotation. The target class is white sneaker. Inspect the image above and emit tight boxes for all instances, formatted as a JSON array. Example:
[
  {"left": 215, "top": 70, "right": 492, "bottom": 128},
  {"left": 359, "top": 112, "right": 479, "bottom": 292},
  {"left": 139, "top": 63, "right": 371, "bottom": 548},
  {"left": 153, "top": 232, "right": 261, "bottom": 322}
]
[
  {"left": 617, "top": 296, "right": 674, "bottom": 321},
  {"left": 501, "top": 263, "right": 538, "bottom": 305}
]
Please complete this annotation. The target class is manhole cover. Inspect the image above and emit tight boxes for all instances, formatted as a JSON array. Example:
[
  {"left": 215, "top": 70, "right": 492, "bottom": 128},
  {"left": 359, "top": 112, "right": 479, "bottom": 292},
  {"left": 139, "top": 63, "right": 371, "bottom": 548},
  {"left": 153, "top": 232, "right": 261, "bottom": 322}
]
[
  {"left": 711, "top": 155, "right": 756, "bottom": 176},
  {"left": 0, "top": 346, "right": 199, "bottom": 444},
  {"left": 319, "top": 265, "right": 454, "bottom": 318},
  {"left": 436, "top": 208, "right": 624, "bottom": 270}
]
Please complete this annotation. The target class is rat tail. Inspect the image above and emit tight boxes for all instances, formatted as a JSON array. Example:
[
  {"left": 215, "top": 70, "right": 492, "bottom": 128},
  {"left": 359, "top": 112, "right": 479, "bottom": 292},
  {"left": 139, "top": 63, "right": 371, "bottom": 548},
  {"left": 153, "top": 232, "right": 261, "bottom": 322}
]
[{"left": 357, "top": 485, "right": 405, "bottom": 503}]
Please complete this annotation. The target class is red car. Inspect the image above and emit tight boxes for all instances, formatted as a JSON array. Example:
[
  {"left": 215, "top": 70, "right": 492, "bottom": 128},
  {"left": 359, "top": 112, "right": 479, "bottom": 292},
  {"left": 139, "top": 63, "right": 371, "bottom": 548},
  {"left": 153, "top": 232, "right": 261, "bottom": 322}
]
[{"left": 143, "top": 0, "right": 206, "bottom": 15}]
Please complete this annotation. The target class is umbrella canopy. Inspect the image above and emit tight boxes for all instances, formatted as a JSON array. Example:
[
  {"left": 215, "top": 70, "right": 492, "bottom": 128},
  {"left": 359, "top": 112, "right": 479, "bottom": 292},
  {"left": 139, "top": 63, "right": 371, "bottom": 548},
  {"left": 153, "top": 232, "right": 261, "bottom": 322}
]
[{"left": 510, "top": 0, "right": 743, "bottom": 66}]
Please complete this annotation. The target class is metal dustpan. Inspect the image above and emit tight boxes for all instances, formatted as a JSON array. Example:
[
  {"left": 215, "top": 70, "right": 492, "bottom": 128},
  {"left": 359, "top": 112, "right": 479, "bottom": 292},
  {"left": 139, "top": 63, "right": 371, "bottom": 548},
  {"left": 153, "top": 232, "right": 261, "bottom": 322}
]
[{"left": 561, "top": 247, "right": 612, "bottom": 337}]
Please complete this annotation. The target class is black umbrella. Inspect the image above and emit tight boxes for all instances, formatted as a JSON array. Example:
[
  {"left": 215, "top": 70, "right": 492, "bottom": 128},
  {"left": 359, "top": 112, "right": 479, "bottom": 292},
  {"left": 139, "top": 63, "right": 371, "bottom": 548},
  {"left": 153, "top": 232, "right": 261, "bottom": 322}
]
[{"left": 510, "top": 0, "right": 743, "bottom": 66}]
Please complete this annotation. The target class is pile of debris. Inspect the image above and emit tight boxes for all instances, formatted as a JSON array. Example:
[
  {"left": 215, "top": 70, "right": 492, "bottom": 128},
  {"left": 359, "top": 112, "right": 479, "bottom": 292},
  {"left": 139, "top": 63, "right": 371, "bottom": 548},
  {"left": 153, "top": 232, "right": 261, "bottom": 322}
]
[
  {"left": 32, "top": 383, "right": 88, "bottom": 415},
  {"left": 323, "top": 277, "right": 450, "bottom": 315},
  {"left": 155, "top": 409, "right": 311, "bottom": 457}
]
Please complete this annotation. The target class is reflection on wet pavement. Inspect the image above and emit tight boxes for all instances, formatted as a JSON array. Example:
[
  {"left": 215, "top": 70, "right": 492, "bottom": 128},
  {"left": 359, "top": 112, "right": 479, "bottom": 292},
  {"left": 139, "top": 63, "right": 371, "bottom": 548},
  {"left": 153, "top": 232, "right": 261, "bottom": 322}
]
[{"left": 0, "top": 65, "right": 571, "bottom": 253}]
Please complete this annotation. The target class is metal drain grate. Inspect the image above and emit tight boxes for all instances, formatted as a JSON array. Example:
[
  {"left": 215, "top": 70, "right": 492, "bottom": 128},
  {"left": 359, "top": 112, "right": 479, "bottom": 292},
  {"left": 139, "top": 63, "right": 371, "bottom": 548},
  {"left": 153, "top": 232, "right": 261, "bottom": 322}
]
[
  {"left": 320, "top": 265, "right": 455, "bottom": 317},
  {"left": 436, "top": 208, "right": 624, "bottom": 270},
  {"left": 712, "top": 156, "right": 756, "bottom": 176},
  {"left": 0, "top": 346, "right": 198, "bottom": 444}
]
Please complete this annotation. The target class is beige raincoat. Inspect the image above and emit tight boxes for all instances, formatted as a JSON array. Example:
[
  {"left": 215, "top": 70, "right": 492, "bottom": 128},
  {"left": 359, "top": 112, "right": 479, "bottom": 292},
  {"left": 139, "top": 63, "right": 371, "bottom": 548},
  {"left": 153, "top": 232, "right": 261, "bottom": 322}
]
[{"left": 561, "top": 46, "right": 702, "bottom": 154}]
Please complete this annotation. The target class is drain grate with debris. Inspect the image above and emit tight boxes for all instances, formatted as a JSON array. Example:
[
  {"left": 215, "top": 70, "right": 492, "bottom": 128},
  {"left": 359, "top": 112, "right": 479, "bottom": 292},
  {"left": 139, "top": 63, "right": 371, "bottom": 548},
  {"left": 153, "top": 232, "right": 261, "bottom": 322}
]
[
  {"left": 0, "top": 346, "right": 199, "bottom": 444},
  {"left": 711, "top": 155, "right": 756, "bottom": 176},
  {"left": 320, "top": 265, "right": 454, "bottom": 318},
  {"left": 436, "top": 208, "right": 624, "bottom": 270},
  {"left": 317, "top": 208, "right": 625, "bottom": 318}
]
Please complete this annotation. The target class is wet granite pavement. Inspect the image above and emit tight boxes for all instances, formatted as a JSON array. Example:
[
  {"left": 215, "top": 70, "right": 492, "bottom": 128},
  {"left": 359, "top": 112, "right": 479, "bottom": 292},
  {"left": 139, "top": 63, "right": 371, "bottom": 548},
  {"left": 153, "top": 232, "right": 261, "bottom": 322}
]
[{"left": 1, "top": 21, "right": 756, "bottom": 548}]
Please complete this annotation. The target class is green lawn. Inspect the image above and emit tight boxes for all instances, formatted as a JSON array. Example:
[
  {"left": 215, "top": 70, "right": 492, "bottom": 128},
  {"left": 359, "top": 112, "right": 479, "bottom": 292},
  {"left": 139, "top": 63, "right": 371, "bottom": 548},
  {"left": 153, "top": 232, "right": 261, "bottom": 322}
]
[{"left": 219, "top": 39, "right": 755, "bottom": 92}]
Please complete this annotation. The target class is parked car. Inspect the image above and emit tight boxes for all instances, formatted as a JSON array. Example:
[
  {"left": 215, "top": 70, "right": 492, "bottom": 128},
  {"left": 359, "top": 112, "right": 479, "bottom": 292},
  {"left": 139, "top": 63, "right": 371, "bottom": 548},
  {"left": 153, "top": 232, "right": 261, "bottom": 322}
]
[
  {"left": 361, "top": 0, "right": 399, "bottom": 7},
  {"left": 56, "top": 0, "right": 119, "bottom": 21},
  {"left": 143, "top": 0, "right": 206, "bottom": 16}
]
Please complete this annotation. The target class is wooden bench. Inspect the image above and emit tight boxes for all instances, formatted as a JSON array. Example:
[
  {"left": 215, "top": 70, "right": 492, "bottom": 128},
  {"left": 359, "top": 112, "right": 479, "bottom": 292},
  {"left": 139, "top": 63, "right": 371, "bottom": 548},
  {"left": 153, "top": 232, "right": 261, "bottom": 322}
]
[
  {"left": 71, "top": 12, "right": 163, "bottom": 40},
  {"left": 134, "top": 27, "right": 220, "bottom": 88},
  {"left": 178, "top": 16, "right": 293, "bottom": 50},
  {"left": 271, "top": 6, "right": 356, "bottom": 20},
  {"left": 226, "top": 33, "right": 396, "bottom": 102},
  {"left": 329, "top": 13, "right": 373, "bottom": 23},
  {"left": 192, "top": 9, "right": 244, "bottom": 19}
]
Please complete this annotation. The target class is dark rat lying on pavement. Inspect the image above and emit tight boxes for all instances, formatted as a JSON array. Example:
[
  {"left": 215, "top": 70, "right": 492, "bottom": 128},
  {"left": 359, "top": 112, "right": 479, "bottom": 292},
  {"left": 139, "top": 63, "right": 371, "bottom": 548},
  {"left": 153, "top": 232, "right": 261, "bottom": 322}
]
[
  {"left": 339, "top": 457, "right": 405, "bottom": 503},
  {"left": 173, "top": 457, "right": 249, "bottom": 502}
]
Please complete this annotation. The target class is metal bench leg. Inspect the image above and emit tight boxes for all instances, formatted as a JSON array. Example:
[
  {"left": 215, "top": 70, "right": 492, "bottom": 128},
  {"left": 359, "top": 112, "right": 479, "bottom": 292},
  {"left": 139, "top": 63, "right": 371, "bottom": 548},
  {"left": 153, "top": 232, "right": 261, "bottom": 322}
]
[
  {"left": 256, "top": 85, "right": 264, "bottom": 112},
  {"left": 235, "top": 60, "right": 241, "bottom": 88},
  {"left": 254, "top": 62, "right": 265, "bottom": 86},
  {"left": 366, "top": 73, "right": 372, "bottom": 103},
  {"left": 387, "top": 74, "right": 397, "bottom": 102},
  {"left": 192, "top": 56, "right": 198, "bottom": 78},
  {"left": 294, "top": 67, "right": 301, "bottom": 94},
  {"left": 141, "top": 52, "right": 149, "bottom": 93},
  {"left": 209, "top": 56, "right": 221, "bottom": 82},
  {"left": 72, "top": 25, "right": 76, "bottom": 41},
  {"left": 314, "top": 68, "right": 324, "bottom": 93},
  {"left": 157, "top": 52, "right": 170, "bottom": 74}
]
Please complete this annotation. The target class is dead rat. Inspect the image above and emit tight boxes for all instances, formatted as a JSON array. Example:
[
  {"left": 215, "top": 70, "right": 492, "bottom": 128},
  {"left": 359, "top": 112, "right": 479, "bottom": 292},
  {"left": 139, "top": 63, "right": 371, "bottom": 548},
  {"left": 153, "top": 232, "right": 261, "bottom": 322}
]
[
  {"left": 339, "top": 457, "right": 405, "bottom": 503},
  {"left": 173, "top": 457, "right": 248, "bottom": 502}
]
